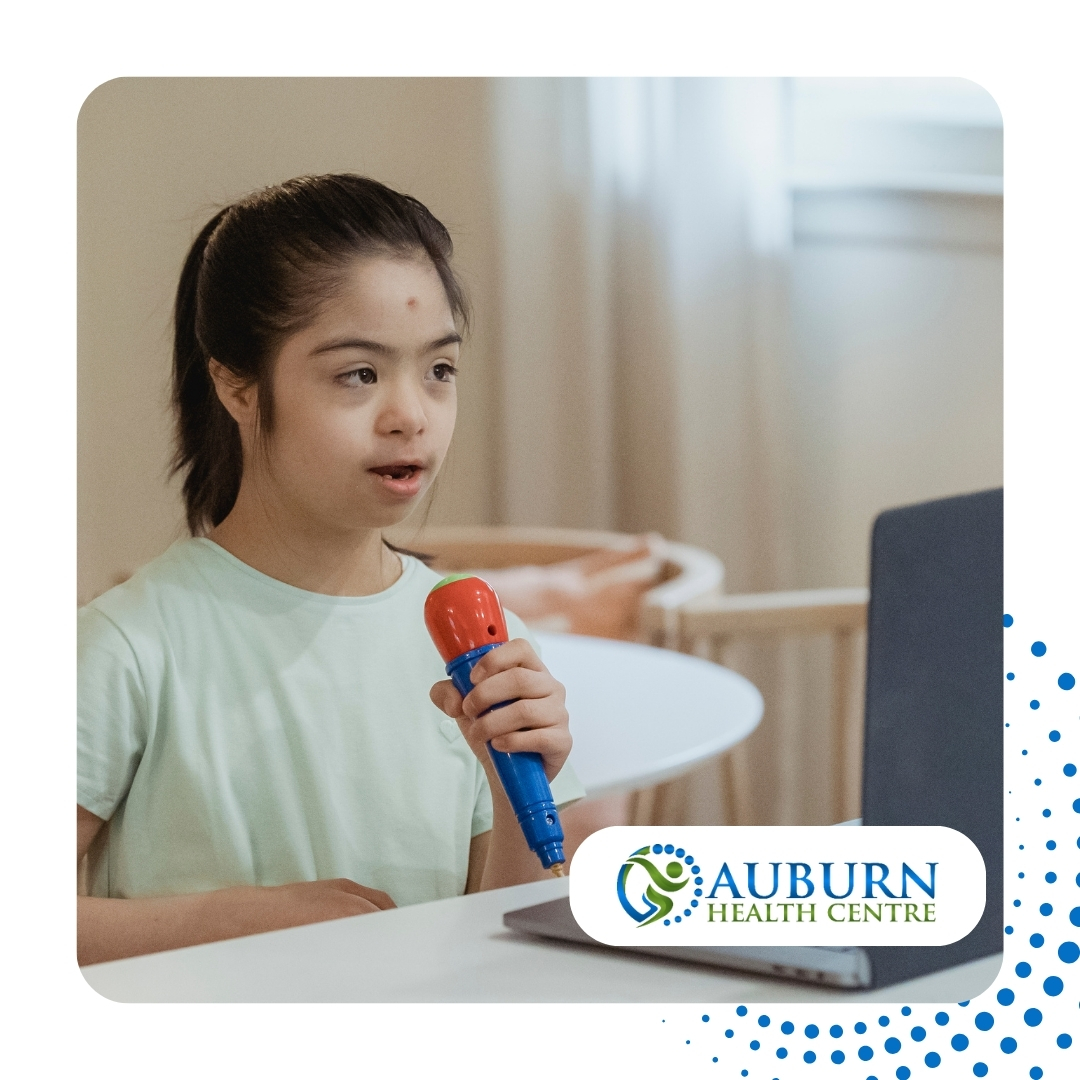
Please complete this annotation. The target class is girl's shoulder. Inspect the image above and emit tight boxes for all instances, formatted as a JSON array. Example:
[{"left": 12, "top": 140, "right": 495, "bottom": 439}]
[
  {"left": 80, "top": 537, "right": 315, "bottom": 664},
  {"left": 78, "top": 540, "right": 227, "bottom": 699},
  {"left": 81, "top": 538, "right": 220, "bottom": 624},
  {"left": 79, "top": 541, "right": 444, "bottom": 655}
]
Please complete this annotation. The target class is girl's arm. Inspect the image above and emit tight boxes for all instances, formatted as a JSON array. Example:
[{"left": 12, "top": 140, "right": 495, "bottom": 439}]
[
  {"left": 479, "top": 776, "right": 559, "bottom": 889},
  {"left": 432, "top": 638, "right": 573, "bottom": 890},
  {"left": 463, "top": 778, "right": 551, "bottom": 893},
  {"left": 77, "top": 805, "right": 396, "bottom": 966}
]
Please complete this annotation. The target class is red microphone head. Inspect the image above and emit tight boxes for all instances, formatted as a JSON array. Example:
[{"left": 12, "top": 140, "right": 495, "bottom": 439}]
[{"left": 424, "top": 575, "right": 509, "bottom": 662}]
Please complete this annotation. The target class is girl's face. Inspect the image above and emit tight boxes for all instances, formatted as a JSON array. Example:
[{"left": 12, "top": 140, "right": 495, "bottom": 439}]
[{"left": 252, "top": 254, "right": 460, "bottom": 534}]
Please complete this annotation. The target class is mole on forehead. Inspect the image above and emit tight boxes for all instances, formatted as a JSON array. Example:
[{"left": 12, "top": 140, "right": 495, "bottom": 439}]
[{"left": 406, "top": 296, "right": 418, "bottom": 307}]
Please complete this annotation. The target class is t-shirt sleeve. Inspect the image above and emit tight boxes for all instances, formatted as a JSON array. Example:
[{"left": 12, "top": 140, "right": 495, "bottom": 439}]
[
  {"left": 503, "top": 609, "right": 587, "bottom": 810},
  {"left": 77, "top": 605, "right": 149, "bottom": 821}
]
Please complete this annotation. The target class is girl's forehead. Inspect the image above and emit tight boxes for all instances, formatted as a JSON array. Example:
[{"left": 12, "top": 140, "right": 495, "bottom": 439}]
[
  {"left": 319, "top": 254, "right": 455, "bottom": 331},
  {"left": 280, "top": 254, "right": 458, "bottom": 364}
]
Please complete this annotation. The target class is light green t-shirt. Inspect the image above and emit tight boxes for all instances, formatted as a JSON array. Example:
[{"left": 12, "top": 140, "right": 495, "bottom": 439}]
[{"left": 77, "top": 538, "right": 584, "bottom": 905}]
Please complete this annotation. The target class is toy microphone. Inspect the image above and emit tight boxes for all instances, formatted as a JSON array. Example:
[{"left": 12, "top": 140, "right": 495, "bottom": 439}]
[{"left": 424, "top": 574, "right": 566, "bottom": 875}]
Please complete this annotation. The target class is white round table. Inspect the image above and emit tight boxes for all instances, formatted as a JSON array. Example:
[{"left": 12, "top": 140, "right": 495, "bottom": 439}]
[{"left": 534, "top": 631, "right": 763, "bottom": 798}]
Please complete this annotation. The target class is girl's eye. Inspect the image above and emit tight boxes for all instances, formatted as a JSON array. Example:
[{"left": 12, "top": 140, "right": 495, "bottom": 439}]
[
  {"left": 340, "top": 367, "right": 377, "bottom": 386},
  {"left": 431, "top": 363, "right": 459, "bottom": 382}
]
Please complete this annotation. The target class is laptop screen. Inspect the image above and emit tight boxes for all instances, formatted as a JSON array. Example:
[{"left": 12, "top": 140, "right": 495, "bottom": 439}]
[{"left": 862, "top": 488, "right": 1003, "bottom": 982}]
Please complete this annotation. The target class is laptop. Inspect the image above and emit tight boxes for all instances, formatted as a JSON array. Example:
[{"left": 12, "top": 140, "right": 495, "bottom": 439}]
[{"left": 503, "top": 488, "right": 1004, "bottom": 989}]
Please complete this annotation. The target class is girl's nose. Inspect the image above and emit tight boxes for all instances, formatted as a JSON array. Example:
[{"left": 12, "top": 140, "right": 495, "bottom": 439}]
[{"left": 376, "top": 378, "right": 427, "bottom": 437}]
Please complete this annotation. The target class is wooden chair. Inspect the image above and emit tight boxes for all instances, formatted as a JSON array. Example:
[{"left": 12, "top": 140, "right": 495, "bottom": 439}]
[
  {"left": 670, "top": 586, "right": 870, "bottom": 825},
  {"left": 398, "top": 524, "right": 724, "bottom": 641}
]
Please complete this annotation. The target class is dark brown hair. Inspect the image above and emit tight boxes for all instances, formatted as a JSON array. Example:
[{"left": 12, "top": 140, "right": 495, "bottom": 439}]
[{"left": 171, "top": 174, "right": 468, "bottom": 536}]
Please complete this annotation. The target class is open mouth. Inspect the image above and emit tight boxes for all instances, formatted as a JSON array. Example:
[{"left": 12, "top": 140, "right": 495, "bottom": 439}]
[
  {"left": 370, "top": 464, "right": 419, "bottom": 481},
  {"left": 368, "top": 462, "right": 425, "bottom": 496}
]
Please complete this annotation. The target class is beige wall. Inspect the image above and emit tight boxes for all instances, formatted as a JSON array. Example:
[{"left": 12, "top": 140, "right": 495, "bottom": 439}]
[
  {"left": 78, "top": 78, "right": 500, "bottom": 603},
  {"left": 787, "top": 191, "right": 1003, "bottom": 590}
]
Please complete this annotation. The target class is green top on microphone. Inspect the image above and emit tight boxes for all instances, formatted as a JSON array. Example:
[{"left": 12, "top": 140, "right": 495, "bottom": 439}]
[{"left": 430, "top": 573, "right": 475, "bottom": 592}]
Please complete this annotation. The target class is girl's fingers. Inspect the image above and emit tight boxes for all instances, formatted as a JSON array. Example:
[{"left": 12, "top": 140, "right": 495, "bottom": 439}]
[
  {"left": 488, "top": 725, "right": 572, "bottom": 755},
  {"left": 441, "top": 638, "right": 572, "bottom": 776},
  {"left": 464, "top": 696, "right": 569, "bottom": 745},
  {"left": 488, "top": 726, "right": 573, "bottom": 772},
  {"left": 462, "top": 666, "right": 561, "bottom": 718},
  {"left": 469, "top": 638, "right": 545, "bottom": 683},
  {"left": 429, "top": 679, "right": 466, "bottom": 719},
  {"left": 325, "top": 879, "right": 397, "bottom": 909}
]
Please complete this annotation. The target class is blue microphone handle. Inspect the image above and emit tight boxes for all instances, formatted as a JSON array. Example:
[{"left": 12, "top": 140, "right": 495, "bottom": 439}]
[{"left": 446, "top": 644, "right": 566, "bottom": 870}]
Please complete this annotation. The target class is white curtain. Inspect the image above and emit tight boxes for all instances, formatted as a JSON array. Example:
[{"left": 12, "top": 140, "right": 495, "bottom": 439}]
[
  {"left": 492, "top": 79, "right": 841, "bottom": 827},
  {"left": 493, "top": 77, "right": 798, "bottom": 594}
]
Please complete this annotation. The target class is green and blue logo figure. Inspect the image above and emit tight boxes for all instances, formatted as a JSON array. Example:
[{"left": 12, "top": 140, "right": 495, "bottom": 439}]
[{"left": 616, "top": 843, "right": 705, "bottom": 927}]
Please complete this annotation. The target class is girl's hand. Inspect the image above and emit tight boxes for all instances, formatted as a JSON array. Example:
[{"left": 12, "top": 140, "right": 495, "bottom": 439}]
[
  {"left": 429, "top": 638, "right": 572, "bottom": 781},
  {"left": 258, "top": 878, "right": 397, "bottom": 920},
  {"left": 77, "top": 871, "right": 397, "bottom": 966}
]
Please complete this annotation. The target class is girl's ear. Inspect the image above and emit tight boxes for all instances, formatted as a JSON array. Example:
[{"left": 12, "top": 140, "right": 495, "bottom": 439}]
[{"left": 208, "top": 359, "right": 258, "bottom": 429}]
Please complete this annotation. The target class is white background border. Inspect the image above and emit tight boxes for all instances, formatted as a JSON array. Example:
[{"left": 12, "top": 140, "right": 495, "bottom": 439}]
[{"left": 4, "top": 1, "right": 1076, "bottom": 1075}]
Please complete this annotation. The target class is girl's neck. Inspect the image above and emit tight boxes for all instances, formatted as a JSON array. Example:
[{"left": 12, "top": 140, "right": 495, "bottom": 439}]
[{"left": 207, "top": 482, "right": 402, "bottom": 597}]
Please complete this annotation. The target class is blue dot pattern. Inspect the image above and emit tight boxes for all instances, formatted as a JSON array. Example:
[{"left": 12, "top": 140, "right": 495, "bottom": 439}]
[{"left": 660, "top": 621, "right": 1073, "bottom": 1076}]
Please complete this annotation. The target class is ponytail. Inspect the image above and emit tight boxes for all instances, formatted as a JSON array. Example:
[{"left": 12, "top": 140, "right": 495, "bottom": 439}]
[
  {"left": 171, "top": 209, "right": 242, "bottom": 535},
  {"left": 168, "top": 175, "right": 469, "bottom": 537}
]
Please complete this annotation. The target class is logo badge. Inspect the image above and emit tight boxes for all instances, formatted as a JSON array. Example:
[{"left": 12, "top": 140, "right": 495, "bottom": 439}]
[
  {"left": 616, "top": 843, "right": 705, "bottom": 927},
  {"left": 573, "top": 826, "right": 987, "bottom": 946}
]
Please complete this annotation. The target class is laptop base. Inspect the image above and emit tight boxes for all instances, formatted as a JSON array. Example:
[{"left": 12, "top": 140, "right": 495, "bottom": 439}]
[{"left": 503, "top": 896, "right": 872, "bottom": 989}]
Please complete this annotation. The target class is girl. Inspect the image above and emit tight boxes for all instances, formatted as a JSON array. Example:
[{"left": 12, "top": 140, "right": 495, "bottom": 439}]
[{"left": 77, "top": 174, "right": 583, "bottom": 967}]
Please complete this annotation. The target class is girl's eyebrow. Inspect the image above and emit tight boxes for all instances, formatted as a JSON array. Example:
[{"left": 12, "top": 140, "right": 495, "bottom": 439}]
[
  {"left": 313, "top": 333, "right": 462, "bottom": 357},
  {"left": 428, "top": 333, "right": 463, "bottom": 350}
]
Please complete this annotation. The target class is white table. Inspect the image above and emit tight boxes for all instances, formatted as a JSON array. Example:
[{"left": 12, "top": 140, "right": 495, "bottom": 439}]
[
  {"left": 83, "top": 876, "right": 1001, "bottom": 1003},
  {"left": 533, "top": 632, "right": 763, "bottom": 797}
]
